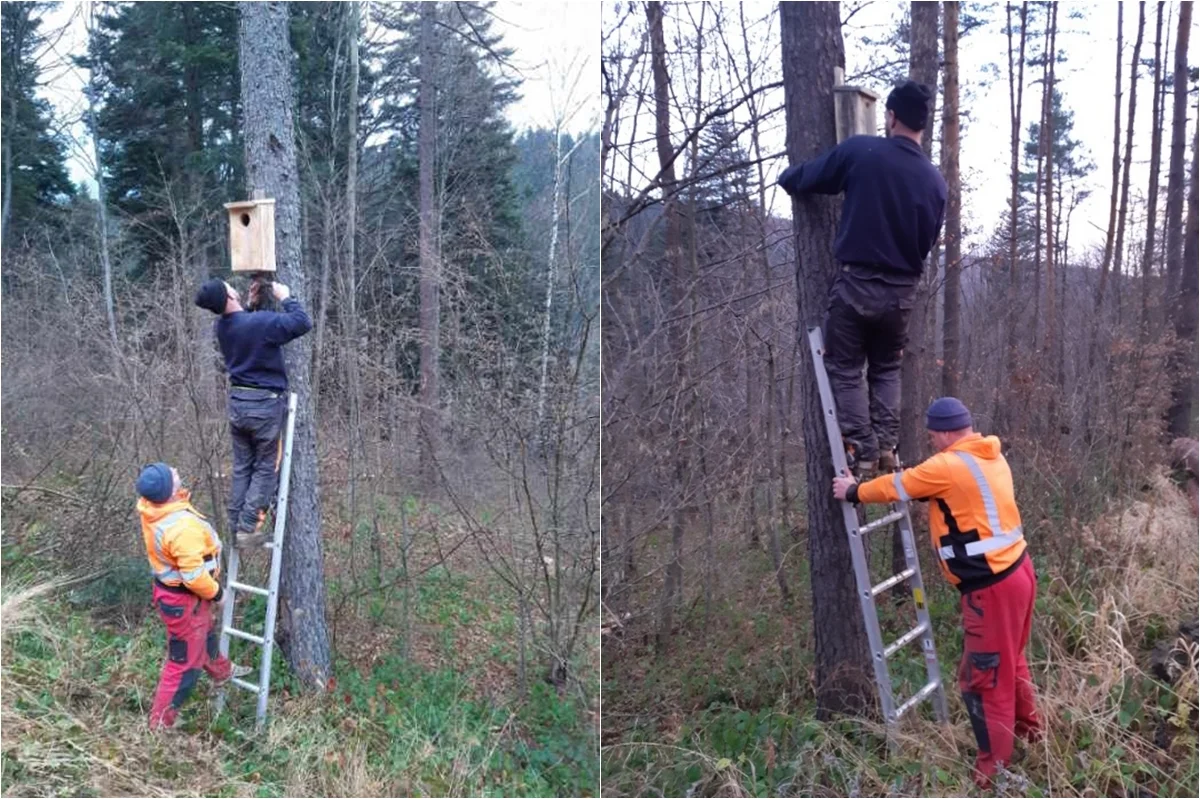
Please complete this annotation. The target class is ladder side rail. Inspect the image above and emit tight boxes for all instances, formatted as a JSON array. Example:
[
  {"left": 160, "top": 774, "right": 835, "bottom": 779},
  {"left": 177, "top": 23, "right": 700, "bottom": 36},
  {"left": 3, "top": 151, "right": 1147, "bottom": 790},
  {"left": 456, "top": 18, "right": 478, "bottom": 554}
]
[
  {"left": 807, "top": 326, "right": 897, "bottom": 721},
  {"left": 255, "top": 391, "right": 298, "bottom": 728},
  {"left": 215, "top": 545, "right": 241, "bottom": 715},
  {"left": 896, "top": 505, "right": 949, "bottom": 722}
]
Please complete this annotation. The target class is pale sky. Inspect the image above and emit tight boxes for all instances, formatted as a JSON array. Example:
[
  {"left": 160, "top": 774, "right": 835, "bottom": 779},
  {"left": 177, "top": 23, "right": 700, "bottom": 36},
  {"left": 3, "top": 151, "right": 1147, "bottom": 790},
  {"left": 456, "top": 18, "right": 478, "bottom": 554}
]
[
  {"left": 32, "top": 1, "right": 600, "bottom": 196},
  {"left": 603, "top": 1, "right": 1198, "bottom": 261}
]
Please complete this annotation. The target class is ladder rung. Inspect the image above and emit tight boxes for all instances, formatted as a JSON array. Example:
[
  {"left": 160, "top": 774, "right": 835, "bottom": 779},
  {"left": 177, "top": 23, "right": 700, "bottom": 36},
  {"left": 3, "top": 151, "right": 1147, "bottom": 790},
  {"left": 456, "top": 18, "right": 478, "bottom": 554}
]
[
  {"left": 884, "top": 621, "right": 928, "bottom": 659},
  {"left": 892, "top": 678, "right": 942, "bottom": 720},
  {"left": 230, "top": 676, "right": 261, "bottom": 693},
  {"left": 224, "top": 627, "right": 265, "bottom": 645},
  {"left": 229, "top": 580, "right": 269, "bottom": 597},
  {"left": 871, "top": 567, "right": 916, "bottom": 597},
  {"left": 859, "top": 510, "right": 904, "bottom": 534}
]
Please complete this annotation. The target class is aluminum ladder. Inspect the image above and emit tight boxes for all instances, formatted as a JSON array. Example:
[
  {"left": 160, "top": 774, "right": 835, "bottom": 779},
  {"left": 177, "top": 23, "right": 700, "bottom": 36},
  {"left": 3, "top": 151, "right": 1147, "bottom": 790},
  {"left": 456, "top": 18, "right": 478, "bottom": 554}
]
[
  {"left": 216, "top": 391, "right": 297, "bottom": 730},
  {"left": 807, "top": 327, "right": 948, "bottom": 728}
]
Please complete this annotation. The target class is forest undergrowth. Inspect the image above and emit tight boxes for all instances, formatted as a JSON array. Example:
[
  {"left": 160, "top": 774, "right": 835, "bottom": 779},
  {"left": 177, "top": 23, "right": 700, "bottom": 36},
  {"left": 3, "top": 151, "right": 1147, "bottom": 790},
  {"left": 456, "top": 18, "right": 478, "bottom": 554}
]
[
  {"left": 601, "top": 474, "right": 1199, "bottom": 798},
  {"left": 1, "top": 494, "right": 599, "bottom": 798}
]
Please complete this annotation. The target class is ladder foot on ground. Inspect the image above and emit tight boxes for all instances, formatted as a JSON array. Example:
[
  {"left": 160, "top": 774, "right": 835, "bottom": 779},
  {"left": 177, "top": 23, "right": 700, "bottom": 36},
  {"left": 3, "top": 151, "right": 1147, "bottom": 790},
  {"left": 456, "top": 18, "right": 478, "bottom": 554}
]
[
  {"left": 808, "top": 327, "right": 949, "bottom": 728},
  {"left": 215, "top": 391, "right": 297, "bottom": 730}
]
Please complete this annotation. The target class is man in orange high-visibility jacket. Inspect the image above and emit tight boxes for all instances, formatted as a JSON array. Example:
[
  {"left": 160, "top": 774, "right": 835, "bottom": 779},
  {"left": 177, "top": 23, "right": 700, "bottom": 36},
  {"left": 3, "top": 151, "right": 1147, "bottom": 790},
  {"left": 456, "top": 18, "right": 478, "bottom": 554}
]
[
  {"left": 832, "top": 397, "right": 1041, "bottom": 789},
  {"left": 137, "top": 462, "right": 246, "bottom": 729}
]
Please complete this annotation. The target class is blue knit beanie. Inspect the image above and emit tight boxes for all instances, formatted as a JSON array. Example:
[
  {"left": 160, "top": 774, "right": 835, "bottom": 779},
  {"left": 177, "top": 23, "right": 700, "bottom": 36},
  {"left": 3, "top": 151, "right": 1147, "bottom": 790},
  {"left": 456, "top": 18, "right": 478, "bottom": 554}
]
[
  {"left": 925, "top": 397, "right": 973, "bottom": 431},
  {"left": 136, "top": 462, "right": 174, "bottom": 503}
]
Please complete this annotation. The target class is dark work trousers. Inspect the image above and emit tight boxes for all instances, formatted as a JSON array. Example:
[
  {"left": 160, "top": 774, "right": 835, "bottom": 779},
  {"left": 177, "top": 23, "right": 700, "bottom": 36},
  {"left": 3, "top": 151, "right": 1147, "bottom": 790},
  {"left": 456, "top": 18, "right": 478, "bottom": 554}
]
[
  {"left": 958, "top": 556, "right": 1041, "bottom": 788},
  {"left": 227, "top": 387, "right": 286, "bottom": 537},
  {"left": 821, "top": 268, "right": 916, "bottom": 464}
]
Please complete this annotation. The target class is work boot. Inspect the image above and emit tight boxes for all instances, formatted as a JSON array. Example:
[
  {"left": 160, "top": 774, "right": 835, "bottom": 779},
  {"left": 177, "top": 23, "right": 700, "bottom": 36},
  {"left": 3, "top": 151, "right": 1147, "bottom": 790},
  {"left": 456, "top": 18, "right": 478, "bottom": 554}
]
[
  {"left": 213, "top": 663, "right": 254, "bottom": 686},
  {"left": 149, "top": 706, "right": 180, "bottom": 731},
  {"left": 853, "top": 459, "right": 879, "bottom": 479},
  {"left": 235, "top": 532, "right": 270, "bottom": 549},
  {"left": 878, "top": 449, "right": 898, "bottom": 472}
]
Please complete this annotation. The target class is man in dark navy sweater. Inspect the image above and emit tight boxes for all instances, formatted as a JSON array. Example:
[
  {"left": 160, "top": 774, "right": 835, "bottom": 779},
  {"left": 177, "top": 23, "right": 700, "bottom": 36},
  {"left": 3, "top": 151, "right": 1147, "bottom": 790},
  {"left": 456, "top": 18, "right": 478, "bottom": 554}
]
[
  {"left": 779, "top": 80, "right": 946, "bottom": 475},
  {"left": 195, "top": 277, "right": 312, "bottom": 546}
]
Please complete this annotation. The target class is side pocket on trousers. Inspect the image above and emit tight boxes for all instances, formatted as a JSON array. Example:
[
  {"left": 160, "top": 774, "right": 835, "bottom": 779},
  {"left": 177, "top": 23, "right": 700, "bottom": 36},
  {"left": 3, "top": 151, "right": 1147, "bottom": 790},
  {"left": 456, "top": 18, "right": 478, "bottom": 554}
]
[
  {"left": 158, "top": 599, "right": 186, "bottom": 619},
  {"left": 168, "top": 636, "right": 188, "bottom": 664},
  {"left": 966, "top": 651, "right": 1000, "bottom": 691}
]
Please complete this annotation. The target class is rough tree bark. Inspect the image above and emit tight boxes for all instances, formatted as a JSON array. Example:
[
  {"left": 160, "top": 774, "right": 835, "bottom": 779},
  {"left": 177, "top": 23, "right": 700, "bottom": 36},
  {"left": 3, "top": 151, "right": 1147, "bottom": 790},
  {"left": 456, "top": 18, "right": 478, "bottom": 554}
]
[
  {"left": 646, "top": 1, "right": 687, "bottom": 653},
  {"left": 1163, "top": 1, "right": 1192, "bottom": 303},
  {"left": 941, "top": 1, "right": 961, "bottom": 397},
  {"left": 239, "top": 1, "right": 332, "bottom": 689},
  {"left": 781, "top": 0, "right": 873, "bottom": 718},
  {"left": 418, "top": 2, "right": 441, "bottom": 485},
  {"left": 1168, "top": 124, "right": 1199, "bottom": 437},
  {"left": 1141, "top": 2, "right": 1166, "bottom": 330}
]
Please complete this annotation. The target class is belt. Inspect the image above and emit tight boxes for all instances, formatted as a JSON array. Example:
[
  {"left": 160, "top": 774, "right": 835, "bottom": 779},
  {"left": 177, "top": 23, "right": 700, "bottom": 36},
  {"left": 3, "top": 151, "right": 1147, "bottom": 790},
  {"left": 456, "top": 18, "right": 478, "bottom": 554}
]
[
  {"left": 154, "top": 578, "right": 193, "bottom": 594},
  {"left": 230, "top": 385, "right": 281, "bottom": 398}
]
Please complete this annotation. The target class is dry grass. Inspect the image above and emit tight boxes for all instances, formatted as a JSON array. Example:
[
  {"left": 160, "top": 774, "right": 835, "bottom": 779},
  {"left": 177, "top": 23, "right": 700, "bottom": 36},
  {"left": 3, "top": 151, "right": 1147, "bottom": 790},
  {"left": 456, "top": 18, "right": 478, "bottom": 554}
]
[{"left": 601, "top": 472, "right": 1200, "bottom": 797}]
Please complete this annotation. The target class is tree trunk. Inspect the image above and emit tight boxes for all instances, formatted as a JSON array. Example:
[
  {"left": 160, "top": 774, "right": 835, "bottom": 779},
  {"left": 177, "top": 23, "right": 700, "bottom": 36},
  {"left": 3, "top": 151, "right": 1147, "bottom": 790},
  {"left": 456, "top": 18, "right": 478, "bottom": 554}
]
[
  {"left": 1113, "top": 4, "right": 1144, "bottom": 286},
  {"left": 1096, "top": 3, "right": 1125, "bottom": 306},
  {"left": 536, "top": 127, "right": 563, "bottom": 434},
  {"left": 1168, "top": 123, "right": 1199, "bottom": 437},
  {"left": 941, "top": 1, "right": 961, "bottom": 397},
  {"left": 646, "top": 1, "right": 686, "bottom": 654},
  {"left": 311, "top": 194, "right": 333, "bottom": 412},
  {"left": 896, "top": 0, "right": 939, "bottom": 587},
  {"left": 86, "top": 83, "right": 119, "bottom": 355},
  {"left": 1141, "top": 2, "right": 1166, "bottom": 331},
  {"left": 1163, "top": 1, "right": 1192, "bottom": 303},
  {"left": 1001, "top": 2, "right": 1028, "bottom": 434},
  {"left": 1, "top": 95, "right": 12, "bottom": 247},
  {"left": 1041, "top": 5, "right": 1058, "bottom": 374},
  {"left": 418, "top": 3, "right": 441, "bottom": 485},
  {"left": 1031, "top": 11, "right": 1051, "bottom": 350},
  {"left": 239, "top": 1, "right": 331, "bottom": 689},
  {"left": 781, "top": 0, "right": 873, "bottom": 719},
  {"left": 344, "top": 1, "right": 363, "bottom": 522},
  {"left": 765, "top": 343, "right": 790, "bottom": 603}
]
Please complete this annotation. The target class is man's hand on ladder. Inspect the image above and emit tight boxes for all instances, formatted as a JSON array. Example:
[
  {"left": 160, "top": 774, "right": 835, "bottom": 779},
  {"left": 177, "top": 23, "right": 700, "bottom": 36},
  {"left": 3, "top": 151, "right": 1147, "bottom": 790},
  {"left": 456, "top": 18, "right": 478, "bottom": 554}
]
[{"left": 833, "top": 474, "right": 858, "bottom": 501}]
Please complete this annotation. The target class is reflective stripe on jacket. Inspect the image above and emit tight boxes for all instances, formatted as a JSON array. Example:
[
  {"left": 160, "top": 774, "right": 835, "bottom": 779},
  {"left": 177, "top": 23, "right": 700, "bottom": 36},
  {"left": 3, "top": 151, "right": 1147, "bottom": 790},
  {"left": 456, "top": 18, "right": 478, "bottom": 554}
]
[
  {"left": 138, "top": 491, "right": 223, "bottom": 600},
  {"left": 856, "top": 433, "right": 1027, "bottom": 591}
]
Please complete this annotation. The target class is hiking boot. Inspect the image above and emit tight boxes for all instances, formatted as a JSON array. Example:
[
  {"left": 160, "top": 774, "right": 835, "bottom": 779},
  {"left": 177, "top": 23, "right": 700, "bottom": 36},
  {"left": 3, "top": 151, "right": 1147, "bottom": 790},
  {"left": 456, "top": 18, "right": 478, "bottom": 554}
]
[{"left": 878, "top": 450, "right": 898, "bottom": 472}]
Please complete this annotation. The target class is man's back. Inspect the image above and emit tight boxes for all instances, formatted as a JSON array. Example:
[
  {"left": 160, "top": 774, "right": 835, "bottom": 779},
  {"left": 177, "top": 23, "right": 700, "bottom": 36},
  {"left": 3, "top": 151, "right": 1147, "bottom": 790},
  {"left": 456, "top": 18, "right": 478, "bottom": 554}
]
[
  {"left": 215, "top": 298, "right": 312, "bottom": 392},
  {"left": 779, "top": 134, "right": 947, "bottom": 278}
]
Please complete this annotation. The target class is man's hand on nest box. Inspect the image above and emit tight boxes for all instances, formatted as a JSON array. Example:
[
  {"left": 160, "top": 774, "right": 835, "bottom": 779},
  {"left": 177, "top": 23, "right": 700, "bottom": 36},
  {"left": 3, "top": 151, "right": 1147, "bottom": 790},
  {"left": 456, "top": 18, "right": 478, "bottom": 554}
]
[{"left": 271, "top": 281, "right": 291, "bottom": 302}]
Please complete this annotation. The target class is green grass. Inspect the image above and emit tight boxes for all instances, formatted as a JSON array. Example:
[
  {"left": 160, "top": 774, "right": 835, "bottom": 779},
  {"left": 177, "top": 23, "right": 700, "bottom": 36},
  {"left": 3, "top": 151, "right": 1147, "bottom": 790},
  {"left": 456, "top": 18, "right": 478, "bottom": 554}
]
[{"left": 1, "top": 542, "right": 597, "bottom": 797}]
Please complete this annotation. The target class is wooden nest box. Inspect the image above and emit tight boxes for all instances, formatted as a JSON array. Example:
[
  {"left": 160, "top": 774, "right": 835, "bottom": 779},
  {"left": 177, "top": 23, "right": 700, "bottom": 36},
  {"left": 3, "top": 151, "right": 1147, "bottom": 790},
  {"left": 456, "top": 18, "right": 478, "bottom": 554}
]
[
  {"left": 224, "top": 198, "right": 276, "bottom": 273},
  {"left": 833, "top": 67, "right": 880, "bottom": 143}
]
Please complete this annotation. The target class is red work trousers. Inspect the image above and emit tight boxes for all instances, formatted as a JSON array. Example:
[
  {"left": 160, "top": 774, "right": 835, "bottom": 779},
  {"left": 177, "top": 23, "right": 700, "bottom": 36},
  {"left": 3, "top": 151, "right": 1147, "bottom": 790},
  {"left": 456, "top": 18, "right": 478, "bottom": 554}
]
[
  {"left": 957, "top": 555, "right": 1041, "bottom": 787},
  {"left": 149, "top": 583, "right": 232, "bottom": 729}
]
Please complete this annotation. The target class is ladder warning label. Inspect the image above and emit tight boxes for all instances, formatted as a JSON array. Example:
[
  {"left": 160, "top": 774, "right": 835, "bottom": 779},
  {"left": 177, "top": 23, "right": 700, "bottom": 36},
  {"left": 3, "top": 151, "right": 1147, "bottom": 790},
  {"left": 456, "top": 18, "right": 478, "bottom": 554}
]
[{"left": 912, "top": 588, "right": 925, "bottom": 610}]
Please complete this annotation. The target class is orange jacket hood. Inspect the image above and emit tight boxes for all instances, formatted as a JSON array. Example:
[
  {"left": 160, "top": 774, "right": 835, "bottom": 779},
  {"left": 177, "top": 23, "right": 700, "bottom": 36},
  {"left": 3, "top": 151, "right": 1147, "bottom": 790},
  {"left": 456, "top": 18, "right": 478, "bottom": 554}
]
[
  {"left": 945, "top": 433, "right": 1002, "bottom": 460},
  {"left": 137, "top": 490, "right": 198, "bottom": 524}
]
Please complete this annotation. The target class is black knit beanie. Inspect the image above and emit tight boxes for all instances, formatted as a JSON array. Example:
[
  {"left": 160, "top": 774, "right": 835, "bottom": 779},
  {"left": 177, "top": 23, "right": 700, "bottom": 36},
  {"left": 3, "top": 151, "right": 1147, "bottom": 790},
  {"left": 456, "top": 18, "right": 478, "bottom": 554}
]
[
  {"left": 886, "top": 80, "right": 934, "bottom": 131},
  {"left": 194, "top": 278, "right": 229, "bottom": 315}
]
